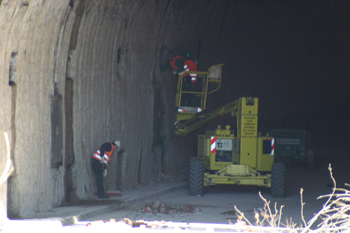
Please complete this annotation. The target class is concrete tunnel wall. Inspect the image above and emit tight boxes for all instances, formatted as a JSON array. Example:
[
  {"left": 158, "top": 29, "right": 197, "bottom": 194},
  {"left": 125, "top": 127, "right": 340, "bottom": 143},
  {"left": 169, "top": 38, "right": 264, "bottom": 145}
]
[
  {"left": 0, "top": 0, "right": 232, "bottom": 217},
  {"left": 1, "top": 0, "right": 350, "bottom": 218}
]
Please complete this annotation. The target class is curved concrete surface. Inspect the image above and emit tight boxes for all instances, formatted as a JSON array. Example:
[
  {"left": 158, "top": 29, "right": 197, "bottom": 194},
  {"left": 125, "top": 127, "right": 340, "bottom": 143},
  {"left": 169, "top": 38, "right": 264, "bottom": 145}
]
[{"left": 0, "top": 0, "right": 349, "bottom": 218}]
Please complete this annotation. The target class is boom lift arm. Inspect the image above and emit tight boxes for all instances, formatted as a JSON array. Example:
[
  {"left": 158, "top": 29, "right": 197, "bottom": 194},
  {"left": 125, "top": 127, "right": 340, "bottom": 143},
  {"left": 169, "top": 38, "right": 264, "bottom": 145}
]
[{"left": 174, "top": 98, "right": 242, "bottom": 136}]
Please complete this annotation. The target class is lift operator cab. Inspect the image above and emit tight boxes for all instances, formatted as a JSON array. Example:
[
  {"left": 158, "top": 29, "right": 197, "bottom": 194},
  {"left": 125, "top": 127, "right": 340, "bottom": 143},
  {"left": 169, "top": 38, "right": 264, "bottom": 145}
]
[{"left": 174, "top": 64, "right": 286, "bottom": 198}]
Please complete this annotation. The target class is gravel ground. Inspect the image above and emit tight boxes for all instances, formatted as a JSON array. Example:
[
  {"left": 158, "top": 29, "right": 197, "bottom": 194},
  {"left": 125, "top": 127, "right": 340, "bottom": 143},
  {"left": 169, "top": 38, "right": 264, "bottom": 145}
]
[{"left": 80, "top": 156, "right": 350, "bottom": 231}]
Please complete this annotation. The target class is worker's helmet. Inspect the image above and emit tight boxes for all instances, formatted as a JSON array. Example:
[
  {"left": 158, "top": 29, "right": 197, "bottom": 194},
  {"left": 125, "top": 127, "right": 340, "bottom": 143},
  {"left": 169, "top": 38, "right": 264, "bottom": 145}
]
[
  {"left": 182, "top": 50, "right": 192, "bottom": 59},
  {"left": 113, "top": 140, "right": 121, "bottom": 148}
]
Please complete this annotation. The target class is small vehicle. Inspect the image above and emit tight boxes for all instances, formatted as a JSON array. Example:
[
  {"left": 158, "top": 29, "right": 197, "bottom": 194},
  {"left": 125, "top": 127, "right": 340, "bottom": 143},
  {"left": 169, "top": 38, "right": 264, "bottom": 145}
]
[{"left": 270, "top": 129, "right": 315, "bottom": 170}]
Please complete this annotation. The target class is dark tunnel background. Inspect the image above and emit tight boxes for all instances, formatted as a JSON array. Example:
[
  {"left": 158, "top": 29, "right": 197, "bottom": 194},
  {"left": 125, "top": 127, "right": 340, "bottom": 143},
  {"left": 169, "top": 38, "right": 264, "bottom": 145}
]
[
  {"left": 1, "top": 0, "right": 350, "bottom": 216},
  {"left": 198, "top": 1, "right": 350, "bottom": 161}
]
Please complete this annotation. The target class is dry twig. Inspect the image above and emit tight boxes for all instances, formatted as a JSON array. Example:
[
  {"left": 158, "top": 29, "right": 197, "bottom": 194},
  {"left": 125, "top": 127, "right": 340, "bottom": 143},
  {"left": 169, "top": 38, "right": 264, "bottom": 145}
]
[{"left": 234, "top": 163, "right": 350, "bottom": 232}]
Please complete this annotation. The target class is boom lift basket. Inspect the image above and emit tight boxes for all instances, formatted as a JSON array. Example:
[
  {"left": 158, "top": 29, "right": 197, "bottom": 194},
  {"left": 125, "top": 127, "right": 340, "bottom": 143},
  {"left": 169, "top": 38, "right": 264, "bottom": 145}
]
[{"left": 175, "top": 64, "right": 224, "bottom": 124}]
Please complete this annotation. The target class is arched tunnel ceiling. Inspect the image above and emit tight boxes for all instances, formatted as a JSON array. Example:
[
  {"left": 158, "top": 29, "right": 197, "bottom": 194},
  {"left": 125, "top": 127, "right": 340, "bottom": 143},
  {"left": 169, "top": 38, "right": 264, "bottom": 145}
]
[{"left": 1, "top": 0, "right": 347, "bottom": 149}]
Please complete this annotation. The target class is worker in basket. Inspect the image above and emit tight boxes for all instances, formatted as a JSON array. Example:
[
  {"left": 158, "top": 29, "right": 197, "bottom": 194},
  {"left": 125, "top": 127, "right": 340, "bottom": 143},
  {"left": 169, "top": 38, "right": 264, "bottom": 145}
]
[{"left": 161, "top": 50, "right": 197, "bottom": 107}]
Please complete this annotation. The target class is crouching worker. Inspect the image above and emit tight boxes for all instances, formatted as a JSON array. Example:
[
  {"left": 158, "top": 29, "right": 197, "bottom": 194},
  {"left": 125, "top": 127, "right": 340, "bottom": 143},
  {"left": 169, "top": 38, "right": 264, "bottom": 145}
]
[{"left": 91, "top": 140, "right": 121, "bottom": 199}]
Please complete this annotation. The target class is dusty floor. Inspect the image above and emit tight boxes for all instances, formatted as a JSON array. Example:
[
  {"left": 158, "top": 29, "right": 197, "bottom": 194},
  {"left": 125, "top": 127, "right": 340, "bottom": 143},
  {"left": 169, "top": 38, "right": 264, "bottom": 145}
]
[{"left": 81, "top": 156, "right": 349, "bottom": 229}]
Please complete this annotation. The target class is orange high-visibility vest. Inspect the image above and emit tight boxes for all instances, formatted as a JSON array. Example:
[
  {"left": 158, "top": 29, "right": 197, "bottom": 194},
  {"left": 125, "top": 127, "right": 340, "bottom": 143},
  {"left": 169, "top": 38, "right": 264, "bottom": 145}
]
[
  {"left": 91, "top": 142, "right": 114, "bottom": 165},
  {"left": 184, "top": 60, "right": 197, "bottom": 83},
  {"left": 169, "top": 55, "right": 184, "bottom": 70}
]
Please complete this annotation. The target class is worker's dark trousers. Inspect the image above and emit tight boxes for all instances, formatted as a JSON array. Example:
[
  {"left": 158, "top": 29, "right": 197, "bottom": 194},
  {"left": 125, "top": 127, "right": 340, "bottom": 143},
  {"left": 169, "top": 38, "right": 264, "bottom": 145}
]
[
  {"left": 91, "top": 158, "right": 106, "bottom": 198},
  {"left": 181, "top": 76, "right": 196, "bottom": 107}
]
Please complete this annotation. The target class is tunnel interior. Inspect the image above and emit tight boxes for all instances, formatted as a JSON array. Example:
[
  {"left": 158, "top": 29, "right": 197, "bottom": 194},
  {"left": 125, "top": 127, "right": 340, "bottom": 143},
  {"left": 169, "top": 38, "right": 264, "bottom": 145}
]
[{"left": 0, "top": 0, "right": 350, "bottom": 217}]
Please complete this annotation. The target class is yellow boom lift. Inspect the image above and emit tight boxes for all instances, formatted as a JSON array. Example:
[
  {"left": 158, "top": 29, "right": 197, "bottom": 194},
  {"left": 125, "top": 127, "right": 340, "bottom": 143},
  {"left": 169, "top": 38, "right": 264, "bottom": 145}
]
[{"left": 174, "top": 64, "right": 286, "bottom": 198}]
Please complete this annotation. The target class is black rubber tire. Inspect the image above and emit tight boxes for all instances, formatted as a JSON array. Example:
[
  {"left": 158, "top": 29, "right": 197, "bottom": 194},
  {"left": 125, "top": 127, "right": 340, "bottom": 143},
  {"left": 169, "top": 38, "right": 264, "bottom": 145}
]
[
  {"left": 307, "top": 151, "right": 315, "bottom": 171},
  {"left": 189, "top": 157, "right": 198, "bottom": 166},
  {"left": 188, "top": 157, "right": 198, "bottom": 189},
  {"left": 271, "top": 162, "right": 286, "bottom": 198},
  {"left": 188, "top": 159, "right": 204, "bottom": 196}
]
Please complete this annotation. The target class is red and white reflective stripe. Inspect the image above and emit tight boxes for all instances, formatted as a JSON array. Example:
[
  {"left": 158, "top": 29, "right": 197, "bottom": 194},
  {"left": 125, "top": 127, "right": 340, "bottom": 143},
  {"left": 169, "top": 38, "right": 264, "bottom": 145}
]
[
  {"left": 92, "top": 150, "right": 109, "bottom": 164},
  {"left": 270, "top": 138, "right": 274, "bottom": 155},
  {"left": 184, "top": 64, "right": 197, "bottom": 83},
  {"left": 178, "top": 107, "right": 203, "bottom": 112},
  {"left": 211, "top": 137, "right": 217, "bottom": 153},
  {"left": 184, "top": 64, "right": 189, "bottom": 71},
  {"left": 92, "top": 154, "right": 101, "bottom": 161}
]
